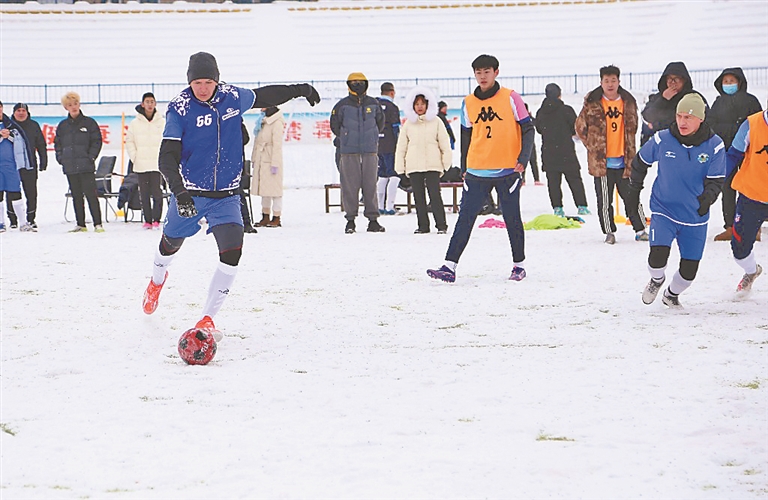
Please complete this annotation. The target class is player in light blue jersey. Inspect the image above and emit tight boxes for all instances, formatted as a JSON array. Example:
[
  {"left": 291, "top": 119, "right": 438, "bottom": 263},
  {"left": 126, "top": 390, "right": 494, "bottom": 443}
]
[{"left": 628, "top": 94, "right": 725, "bottom": 308}]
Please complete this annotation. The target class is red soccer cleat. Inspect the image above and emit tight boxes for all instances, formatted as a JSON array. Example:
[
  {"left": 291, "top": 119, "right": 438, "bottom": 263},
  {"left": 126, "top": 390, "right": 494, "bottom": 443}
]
[
  {"left": 142, "top": 272, "right": 168, "bottom": 315},
  {"left": 195, "top": 315, "right": 222, "bottom": 342}
]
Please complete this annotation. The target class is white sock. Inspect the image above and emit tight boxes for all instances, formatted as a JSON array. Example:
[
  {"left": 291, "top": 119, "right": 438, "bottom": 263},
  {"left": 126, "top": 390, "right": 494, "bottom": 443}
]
[
  {"left": 201, "top": 262, "right": 238, "bottom": 319},
  {"left": 0, "top": 205, "right": 4, "bottom": 226},
  {"left": 11, "top": 199, "right": 27, "bottom": 226},
  {"left": 386, "top": 177, "right": 400, "bottom": 211},
  {"left": 152, "top": 248, "right": 175, "bottom": 285},
  {"left": 668, "top": 270, "right": 693, "bottom": 296},
  {"left": 376, "top": 178, "right": 388, "bottom": 211},
  {"left": 735, "top": 251, "right": 757, "bottom": 275},
  {"left": 514, "top": 260, "right": 525, "bottom": 269},
  {"left": 444, "top": 260, "right": 457, "bottom": 272},
  {"left": 648, "top": 264, "right": 666, "bottom": 282}
]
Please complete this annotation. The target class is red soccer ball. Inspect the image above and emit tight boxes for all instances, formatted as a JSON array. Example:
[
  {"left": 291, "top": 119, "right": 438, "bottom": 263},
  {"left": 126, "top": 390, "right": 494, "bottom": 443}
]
[{"left": 178, "top": 328, "right": 217, "bottom": 365}]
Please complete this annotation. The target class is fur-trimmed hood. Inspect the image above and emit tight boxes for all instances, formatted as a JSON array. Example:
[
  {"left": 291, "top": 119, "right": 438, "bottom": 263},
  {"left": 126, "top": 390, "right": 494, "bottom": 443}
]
[{"left": 403, "top": 85, "right": 439, "bottom": 123}]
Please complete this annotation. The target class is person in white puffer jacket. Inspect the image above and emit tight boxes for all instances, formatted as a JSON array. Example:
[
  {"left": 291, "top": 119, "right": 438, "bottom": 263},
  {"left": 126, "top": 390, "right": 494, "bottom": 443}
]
[
  {"left": 395, "top": 85, "right": 452, "bottom": 234},
  {"left": 126, "top": 92, "right": 165, "bottom": 228}
]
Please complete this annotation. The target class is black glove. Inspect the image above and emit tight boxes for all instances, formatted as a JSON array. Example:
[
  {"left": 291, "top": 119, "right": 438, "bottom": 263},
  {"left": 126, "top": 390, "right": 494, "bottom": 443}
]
[
  {"left": 625, "top": 181, "right": 642, "bottom": 209},
  {"left": 697, "top": 194, "right": 712, "bottom": 216},
  {"left": 293, "top": 84, "right": 320, "bottom": 106},
  {"left": 176, "top": 191, "right": 197, "bottom": 218}
]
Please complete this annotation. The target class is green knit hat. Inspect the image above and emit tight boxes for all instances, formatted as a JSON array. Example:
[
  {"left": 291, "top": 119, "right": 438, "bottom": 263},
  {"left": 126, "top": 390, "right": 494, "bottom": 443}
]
[{"left": 676, "top": 93, "right": 705, "bottom": 120}]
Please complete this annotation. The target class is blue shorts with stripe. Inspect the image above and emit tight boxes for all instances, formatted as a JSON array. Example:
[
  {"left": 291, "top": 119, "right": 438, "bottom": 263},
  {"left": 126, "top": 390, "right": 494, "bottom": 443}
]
[
  {"left": 164, "top": 195, "right": 243, "bottom": 239},
  {"left": 649, "top": 214, "right": 707, "bottom": 261}
]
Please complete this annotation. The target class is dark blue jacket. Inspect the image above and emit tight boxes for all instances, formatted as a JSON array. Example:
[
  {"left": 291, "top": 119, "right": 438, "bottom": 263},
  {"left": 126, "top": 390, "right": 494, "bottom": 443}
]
[
  {"left": 330, "top": 93, "right": 384, "bottom": 154},
  {"left": 376, "top": 96, "right": 400, "bottom": 154}
]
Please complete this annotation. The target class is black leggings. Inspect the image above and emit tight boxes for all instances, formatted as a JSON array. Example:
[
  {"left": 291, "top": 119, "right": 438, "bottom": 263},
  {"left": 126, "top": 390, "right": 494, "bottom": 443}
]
[
  {"left": 648, "top": 246, "right": 699, "bottom": 281},
  {"left": 138, "top": 171, "right": 164, "bottom": 224}
]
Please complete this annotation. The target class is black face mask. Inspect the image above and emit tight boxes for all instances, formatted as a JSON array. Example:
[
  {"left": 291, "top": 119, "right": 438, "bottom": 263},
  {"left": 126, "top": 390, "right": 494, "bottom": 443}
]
[{"left": 348, "top": 81, "right": 368, "bottom": 95}]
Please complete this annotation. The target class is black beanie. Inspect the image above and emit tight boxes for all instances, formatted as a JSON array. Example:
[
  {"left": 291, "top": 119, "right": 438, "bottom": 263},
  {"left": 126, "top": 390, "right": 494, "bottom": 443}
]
[
  {"left": 545, "top": 83, "right": 561, "bottom": 99},
  {"left": 142, "top": 92, "right": 155, "bottom": 101},
  {"left": 187, "top": 52, "right": 220, "bottom": 84}
]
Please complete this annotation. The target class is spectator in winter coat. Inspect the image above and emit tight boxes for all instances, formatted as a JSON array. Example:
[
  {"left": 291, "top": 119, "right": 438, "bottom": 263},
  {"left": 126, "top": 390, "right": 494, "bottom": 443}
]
[
  {"left": 576, "top": 65, "right": 647, "bottom": 244},
  {"left": 535, "top": 83, "right": 589, "bottom": 217},
  {"left": 395, "top": 85, "right": 452, "bottom": 234},
  {"left": 141, "top": 51, "right": 320, "bottom": 340},
  {"left": 54, "top": 92, "right": 104, "bottom": 233},
  {"left": 330, "top": 72, "right": 385, "bottom": 234},
  {"left": 0, "top": 101, "right": 33, "bottom": 232},
  {"left": 6, "top": 103, "right": 46, "bottom": 230},
  {"left": 251, "top": 106, "right": 285, "bottom": 228},
  {"left": 523, "top": 102, "right": 542, "bottom": 187},
  {"left": 708, "top": 67, "right": 762, "bottom": 242},
  {"left": 428, "top": 54, "right": 534, "bottom": 283},
  {"left": 437, "top": 101, "right": 456, "bottom": 150},
  {"left": 641, "top": 61, "right": 707, "bottom": 145},
  {"left": 630, "top": 93, "right": 725, "bottom": 309},
  {"left": 126, "top": 92, "right": 165, "bottom": 229},
  {"left": 723, "top": 107, "right": 768, "bottom": 295},
  {"left": 376, "top": 82, "right": 401, "bottom": 215}
]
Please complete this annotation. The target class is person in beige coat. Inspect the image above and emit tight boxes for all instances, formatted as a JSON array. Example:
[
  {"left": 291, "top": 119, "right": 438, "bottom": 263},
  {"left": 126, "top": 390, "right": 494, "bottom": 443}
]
[
  {"left": 126, "top": 92, "right": 165, "bottom": 228},
  {"left": 250, "top": 106, "right": 285, "bottom": 227},
  {"left": 395, "top": 86, "right": 452, "bottom": 233}
]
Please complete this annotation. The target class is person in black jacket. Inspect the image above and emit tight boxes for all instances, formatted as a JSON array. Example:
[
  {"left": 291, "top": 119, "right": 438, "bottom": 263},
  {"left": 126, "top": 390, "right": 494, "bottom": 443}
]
[
  {"left": 54, "top": 92, "right": 104, "bottom": 232},
  {"left": 376, "top": 82, "right": 401, "bottom": 215},
  {"left": 535, "top": 83, "right": 589, "bottom": 216},
  {"left": 7, "top": 103, "right": 47, "bottom": 230},
  {"left": 641, "top": 61, "right": 707, "bottom": 145},
  {"left": 708, "top": 67, "right": 763, "bottom": 241},
  {"left": 437, "top": 101, "right": 456, "bottom": 150}
]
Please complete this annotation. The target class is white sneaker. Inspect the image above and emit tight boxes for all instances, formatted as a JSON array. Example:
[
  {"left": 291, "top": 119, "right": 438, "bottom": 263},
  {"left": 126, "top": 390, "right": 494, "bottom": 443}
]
[
  {"left": 661, "top": 288, "right": 683, "bottom": 309},
  {"left": 19, "top": 223, "right": 37, "bottom": 233},
  {"left": 642, "top": 277, "right": 665, "bottom": 305},
  {"left": 737, "top": 264, "right": 762, "bottom": 295}
]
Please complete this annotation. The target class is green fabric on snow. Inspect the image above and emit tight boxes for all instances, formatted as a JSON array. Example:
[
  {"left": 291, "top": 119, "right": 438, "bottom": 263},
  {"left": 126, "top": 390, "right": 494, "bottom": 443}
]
[{"left": 524, "top": 214, "right": 582, "bottom": 230}]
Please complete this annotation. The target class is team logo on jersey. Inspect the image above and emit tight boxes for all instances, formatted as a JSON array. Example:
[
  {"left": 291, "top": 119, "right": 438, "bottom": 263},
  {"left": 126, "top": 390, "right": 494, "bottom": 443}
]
[
  {"left": 757, "top": 144, "right": 768, "bottom": 162},
  {"left": 664, "top": 151, "right": 676, "bottom": 158},
  {"left": 697, "top": 153, "right": 709, "bottom": 163},
  {"left": 366, "top": 107, "right": 373, "bottom": 114},
  {"left": 474, "top": 106, "right": 503, "bottom": 123},
  {"left": 605, "top": 106, "right": 623, "bottom": 119},
  {"left": 222, "top": 107, "right": 239, "bottom": 121}
]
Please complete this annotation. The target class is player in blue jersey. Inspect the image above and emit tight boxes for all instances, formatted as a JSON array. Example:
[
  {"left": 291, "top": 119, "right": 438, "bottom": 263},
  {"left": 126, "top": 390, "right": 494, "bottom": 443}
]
[
  {"left": 142, "top": 52, "right": 320, "bottom": 339},
  {"left": 628, "top": 93, "right": 725, "bottom": 308}
]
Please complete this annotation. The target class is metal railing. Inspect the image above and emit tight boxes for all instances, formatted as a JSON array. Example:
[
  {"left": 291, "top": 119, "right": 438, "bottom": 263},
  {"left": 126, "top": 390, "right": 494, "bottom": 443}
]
[{"left": 2, "top": 67, "right": 766, "bottom": 105}]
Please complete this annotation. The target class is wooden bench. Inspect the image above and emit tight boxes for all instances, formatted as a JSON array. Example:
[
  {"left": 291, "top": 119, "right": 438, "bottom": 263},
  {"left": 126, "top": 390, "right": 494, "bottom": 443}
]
[{"left": 324, "top": 181, "right": 463, "bottom": 214}]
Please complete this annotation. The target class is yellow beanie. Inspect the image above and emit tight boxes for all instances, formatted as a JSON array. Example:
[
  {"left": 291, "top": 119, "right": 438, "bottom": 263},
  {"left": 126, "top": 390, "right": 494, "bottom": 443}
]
[{"left": 347, "top": 72, "right": 367, "bottom": 82}]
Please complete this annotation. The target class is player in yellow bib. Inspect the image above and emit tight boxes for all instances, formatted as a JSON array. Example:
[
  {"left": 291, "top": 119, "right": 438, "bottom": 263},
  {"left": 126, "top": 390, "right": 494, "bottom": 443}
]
[
  {"left": 427, "top": 54, "right": 534, "bottom": 283},
  {"left": 725, "top": 108, "right": 768, "bottom": 295}
]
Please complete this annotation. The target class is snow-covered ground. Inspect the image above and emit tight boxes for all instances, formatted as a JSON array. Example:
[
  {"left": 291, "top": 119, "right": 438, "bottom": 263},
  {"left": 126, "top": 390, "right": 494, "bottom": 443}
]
[{"left": 2, "top": 1, "right": 768, "bottom": 498}]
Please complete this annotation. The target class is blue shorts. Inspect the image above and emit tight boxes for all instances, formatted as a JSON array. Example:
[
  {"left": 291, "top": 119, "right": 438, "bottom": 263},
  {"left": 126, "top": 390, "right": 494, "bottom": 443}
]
[
  {"left": 0, "top": 168, "right": 21, "bottom": 193},
  {"left": 164, "top": 195, "right": 242, "bottom": 239},
  {"left": 649, "top": 214, "right": 707, "bottom": 261}
]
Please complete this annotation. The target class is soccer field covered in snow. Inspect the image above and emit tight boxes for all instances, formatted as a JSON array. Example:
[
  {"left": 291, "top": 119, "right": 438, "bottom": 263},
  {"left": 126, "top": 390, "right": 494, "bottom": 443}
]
[{"left": 1, "top": 0, "right": 767, "bottom": 498}]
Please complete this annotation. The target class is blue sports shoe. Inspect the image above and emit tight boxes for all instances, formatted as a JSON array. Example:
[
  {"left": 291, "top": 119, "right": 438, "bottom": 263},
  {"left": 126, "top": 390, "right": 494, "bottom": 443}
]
[
  {"left": 509, "top": 266, "right": 526, "bottom": 281},
  {"left": 427, "top": 265, "right": 456, "bottom": 283},
  {"left": 577, "top": 206, "right": 591, "bottom": 215},
  {"left": 553, "top": 207, "right": 565, "bottom": 217}
]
